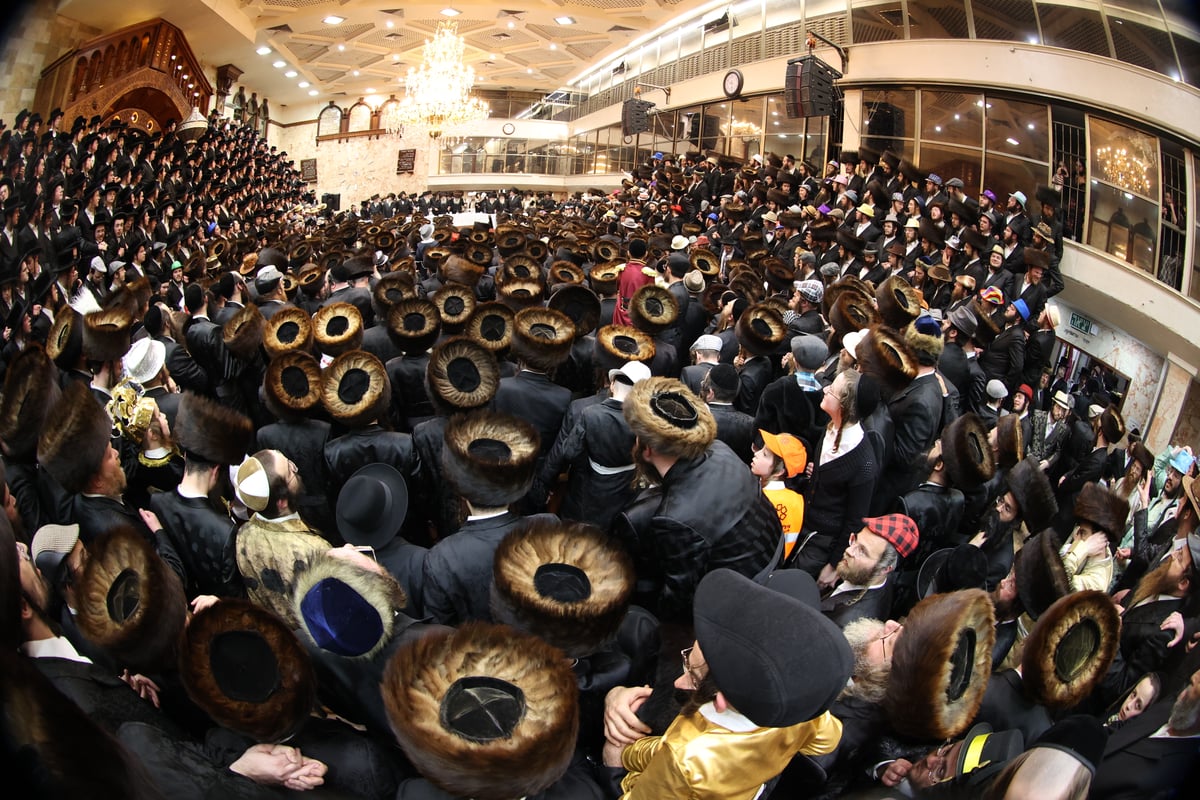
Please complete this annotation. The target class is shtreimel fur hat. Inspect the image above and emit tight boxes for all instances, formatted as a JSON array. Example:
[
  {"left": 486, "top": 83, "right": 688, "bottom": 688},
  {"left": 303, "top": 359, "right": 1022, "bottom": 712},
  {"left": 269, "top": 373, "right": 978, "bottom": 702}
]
[
  {"left": 222, "top": 303, "right": 264, "bottom": 360},
  {"left": 322, "top": 350, "right": 390, "bottom": 427},
  {"left": 37, "top": 380, "right": 110, "bottom": 494},
  {"left": 264, "top": 351, "right": 323, "bottom": 420},
  {"left": 442, "top": 410, "right": 540, "bottom": 508},
  {"left": 491, "top": 518, "right": 634, "bottom": 659},
  {"left": 382, "top": 622, "right": 578, "bottom": 800},
  {"left": 623, "top": 376, "right": 715, "bottom": 461},
  {"left": 1073, "top": 481, "right": 1130, "bottom": 543},
  {"left": 175, "top": 392, "right": 254, "bottom": 465},
  {"left": 1006, "top": 457, "right": 1058, "bottom": 531},
  {"left": 1021, "top": 590, "right": 1119, "bottom": 711},
  {"left": 0, "top": 344, "right": 61, "bottom": 460},
  {"left": 511, "top": 307, "right": 574, "bottom": 371},
  {"left": 940, "top": 412, "right": 996, "bottom": 491},
  {"left": 735, "top": 303, "right": 787, "bottom": 357},
  {"left": 263, "top": 306, "right": 313, "bottom": 357}
]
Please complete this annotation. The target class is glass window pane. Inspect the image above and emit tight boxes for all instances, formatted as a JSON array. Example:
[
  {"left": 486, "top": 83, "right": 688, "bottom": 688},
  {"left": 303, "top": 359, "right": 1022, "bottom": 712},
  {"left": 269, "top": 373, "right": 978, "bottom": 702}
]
[
  {"left": 921, "top": 143, "right": 983, "bottom": 193},
  {"left": 725, "top": 96, "right": 766, "bottom": 162},
  {"left": 1088, "top": 117, "right": 1159, "bottom": 200},
  {"left": 1173, "top": 32, "right": 1200, "bottom": 85},
  {"left": 863, "top": 89, "right": 915, "bottom": 156},
  {"left": 709, "top": 101, "right": 735, "bottom": 155},
  {"left": 921, "top": 89, "right": 983, "bottom": 146},
  {"left": 907, "top": 0, "right": 972, "bottom": 39},
  {"left": 1087, "top": 183, "right": 1159, "bottom": 271},
  {"left": 1036, "top": 3, "right": 1111, "bottom": 56},
  {"left": 986, "top": 97, "right": 1049, "bottom": 162},
  {"left": 1110, "top": 18, "right": 1179, "bottom": 78},
  {"left": 1190, "top": 153, "right": 1200, "bottom": 301},
  {"left": 317, "top": 105, "right": 341, "bottom": 137},
  {"left": 984, "top": 152, "right": 1048, "bottom": 202},
  {"left": 853, "top": 4, "right": 905, "bottom": 44},
  {"left": 801, "top": 117, "right": 830, "bottom": 168},
  {"left": 972, "top": 0, "right": 1039, "bottom": 43},
  {"left": 347, "top": 103, "right": 371, "bottom": 133},
  {"left": 679, "top": 106, "right": 719, "bottom": 154}
]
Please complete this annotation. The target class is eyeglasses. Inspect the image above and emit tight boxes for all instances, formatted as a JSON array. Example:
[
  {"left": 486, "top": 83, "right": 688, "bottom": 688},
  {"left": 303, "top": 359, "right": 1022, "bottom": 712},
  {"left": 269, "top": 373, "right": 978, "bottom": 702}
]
[
  {"left": 878, "top": 625, "right": 900, "bottom": 662},
  {"left": 928, "top": 741, "right": 955, "bottom": 783},
  {"left": 681, "top": 647, "right": 706, "bottom": 690},
  {"left": 844, "top": 531, "right": 870, "bottom": 560},
  {"left": 995, "top": 495, "right": 1015, "bottom": 514}
]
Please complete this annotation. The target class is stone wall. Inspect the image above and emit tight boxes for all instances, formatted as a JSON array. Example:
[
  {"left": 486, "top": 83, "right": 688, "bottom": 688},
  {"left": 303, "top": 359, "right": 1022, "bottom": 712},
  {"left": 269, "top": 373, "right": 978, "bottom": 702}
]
[
  {"left": 0, "top": 0, "right": 99, "bottom": 124},
  {"left": 1054, "top": 299, "right": 1165, "bottom": 441},
  {"left": 269, "top": 120, "right": 435, "bottom": 209},
  {"left": 1173, "top": 379, "right": 1200, "bottom": 451}
]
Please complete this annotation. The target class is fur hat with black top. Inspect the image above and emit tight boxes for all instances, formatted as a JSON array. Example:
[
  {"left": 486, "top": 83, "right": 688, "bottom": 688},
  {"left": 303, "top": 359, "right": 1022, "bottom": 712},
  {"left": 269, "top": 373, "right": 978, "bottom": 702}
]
[
  {"left": 1100, "top": 405, "right": 1125, "bottom": 445},
  {"left": 591, "top": 239, "right": 619, "bottom": 265},
  {"left": 37, "top": 381, "right": 111, "bottom": 495},
  {"left": 917, "top": 545, "right": 990, "bottom": 600},
  {"left": 180, "top": 600, "right": 315, "bottom": 742},
  {"left": 0, "top": 345, "right": 61, "bottom": 461},
  {"left": 386, "top": 297, "right": 441, "bottom": 354},
  {"left": 960, "top": 227, "right": 988, "bottom": 254},
  {"left": 548, "top": 260, "right": 585, "bottom": 287},
  {"left": 594, "top": 325, "right": 655, "bottom": 373},
  {"left": 427, "top": 337, "right": 500, "bottom": 414},
  {"left": 547, "top": 284, "right": 601, "bottom": 337},
  {"left": 885, "top": 589, "right": 996, "bottom": 740},
  {"left": 1073, "top": 482, "right": 1130, "bottom": 544},
  {"left": 732, "top": 303, "right": 784, "bottom": 358},
  {"left": 46, "top": 307, "right": 83, "bottom": 368},
  {"left": 588, "top": 262, "right": 622, "bottom": 295},
  {"left": 382, "top": 622, "right": 579, "bottom": 800},
  {"left": 263, "top": 306, "right": 314, "bottom": 357},
  {"left": 1035, "top": 185, "right": 1061, "bottom": 210},
  {"left": 1021, "top": 590, "right": 1119, "bottom": 710},
  {"left": 836, "top": 229, "right": 866, "bottom": 255},
  {"left": 690, "top": 248, "right": 720, "bottom": 278},
  {"left": 828, "top": 291, "right": 879, "bottom": 346},
  {"left": 76, "top": 525, "right": 187, "bottom": 673},
  {"left": 994, "top": 413, "right": 1025, "bottom": 470},
  {"left": 175, "top": 392, "right": 254, "bottom": 465},
  {"left": 511, "top": 307, "right": 574, "bottom": 371},
  {"left": 319, "top": 348, "right": 389, "bottom": 426},
  {"left": 940, "top": 413, "right": 996, "bottom": 491},
  {"left": 1015, "top": 530, "right": 1071, "bottom": 620},
  {"left": 373, "top": 270, "right": 416, "bottom": 311},
  {"left": 312, "top": 301, "right": 363, "bottom": 356},
  {"left": 497, "top": 277, "right": 544, "bottom": 311},
  {"left": 264, "top": 351, "right": 323, "bottom": 421},
  {"left": 1024, "top": 247, "right": 1050, "bottom": 271},
  {"left": 971, "top": 299, "right": 1002, "bottom": 346},
  {"left": 491, "top": 519, "right": 634, "bottom": 659},
  {"left": 857, "top": 325, "right": 918, "bottom": 394},
  {"left": 904, "top": 314, "right": 945, "bottom": 364},
  {"left": 221, "top": 302, "right": 264, "bottom": 360},
  {"left": 466, "top": 302, "right": 515, "bottom": 354},
  {"left": 628, "top": 284, "right": 678, "bottom": 336},
  {"left": 444, "top": 255, "right": 485, "bottom": 286},
  {"left": 1006, "top": 457, "right": 1059, "bottom": 531},
  {"left": 876, "top": 275, "right": 921, "bottom": 328},
  {"left": 694, "top": 568, "right": 852, "bottom": 727},
  {"left": 442, "top": 410, "right": 540, "bottom": 508},
  {"left": 623, "top": 376, "right": 715, "bottom": 461},
  {"left": 294, "top": 551, "right": 408, "bottom": 661},
  {"left": 82, "top": 308, "right": 133, "bottom": 362},
  {"left": 433, "top": 283, "right": 477, "bottom": 331}
]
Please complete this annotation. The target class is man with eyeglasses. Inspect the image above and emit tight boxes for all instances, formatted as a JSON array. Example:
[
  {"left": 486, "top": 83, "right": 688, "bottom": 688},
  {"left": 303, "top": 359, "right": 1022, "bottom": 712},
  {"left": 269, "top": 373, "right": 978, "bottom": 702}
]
[
  {"left": 604, "top": 568, "right": 851, "bottom": 799},
  {"left": 821, "top": 514, "right": 919, "bottom": 629}
]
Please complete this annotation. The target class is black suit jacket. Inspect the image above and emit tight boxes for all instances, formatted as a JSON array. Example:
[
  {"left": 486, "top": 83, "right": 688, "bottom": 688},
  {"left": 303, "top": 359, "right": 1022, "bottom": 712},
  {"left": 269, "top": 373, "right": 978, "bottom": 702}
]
[
  {"left": 1091, "top": 699, "right": 1199, "bottom": 799},
  {"left": 492, "top": 371, "right": 572, "bottom": 457}
]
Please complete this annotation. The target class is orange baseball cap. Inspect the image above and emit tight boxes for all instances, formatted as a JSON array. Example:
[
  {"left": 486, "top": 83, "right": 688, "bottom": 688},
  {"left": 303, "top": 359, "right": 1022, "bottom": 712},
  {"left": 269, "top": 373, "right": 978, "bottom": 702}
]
[{"left": 759, "top": 429, "right": 808, "bottom": 477}]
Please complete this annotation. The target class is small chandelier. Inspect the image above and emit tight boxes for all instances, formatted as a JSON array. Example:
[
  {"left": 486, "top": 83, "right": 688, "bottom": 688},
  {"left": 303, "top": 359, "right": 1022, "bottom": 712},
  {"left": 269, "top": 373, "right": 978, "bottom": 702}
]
[
  {"left": 397, "top": 21, "right": 489, "bottom": 141},
  {"left": 725, "top": 118, "right": 762, "bottom": 143},
  {"left": 1096, "top": 137, "right": 1151, "bottom": 196},
  {"left": 380, "top": 96, "right": 404, "bottom": 138}
]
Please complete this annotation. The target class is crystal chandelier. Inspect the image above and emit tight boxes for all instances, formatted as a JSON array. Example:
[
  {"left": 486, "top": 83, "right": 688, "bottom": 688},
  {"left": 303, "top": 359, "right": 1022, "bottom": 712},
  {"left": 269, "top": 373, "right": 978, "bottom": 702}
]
[
  {"left": 380, "top": 96, "right": 404, "bottom": 138},
  {"left": 725, "top": 118, "right": 762, "bottom": 143},
  {"left": 1095, "top": 137, "right": 1151, "bottom": 196},
  {"left": 397, "top": 21, "right": 489, "bottom": 141}
]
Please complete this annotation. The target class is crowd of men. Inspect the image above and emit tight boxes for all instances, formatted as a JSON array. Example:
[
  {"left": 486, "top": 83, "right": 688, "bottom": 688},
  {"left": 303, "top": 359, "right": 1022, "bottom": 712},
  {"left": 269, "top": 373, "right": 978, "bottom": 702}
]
[{"left": 1, "top": 105, "right": 1198, "bottom": 799}]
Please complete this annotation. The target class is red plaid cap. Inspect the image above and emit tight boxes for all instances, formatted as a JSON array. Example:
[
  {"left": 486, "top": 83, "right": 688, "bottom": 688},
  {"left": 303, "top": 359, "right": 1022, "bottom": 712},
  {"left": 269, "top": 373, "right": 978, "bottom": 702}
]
[{"left": 863, "top": 514, "right": 919, "bottom": 558}]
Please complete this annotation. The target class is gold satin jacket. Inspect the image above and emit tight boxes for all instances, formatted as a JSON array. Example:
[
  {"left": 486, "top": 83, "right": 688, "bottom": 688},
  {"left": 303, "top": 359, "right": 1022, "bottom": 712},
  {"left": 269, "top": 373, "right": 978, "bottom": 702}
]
[{"left": 620, "top": 704, "right": 843, "bottom": 799}]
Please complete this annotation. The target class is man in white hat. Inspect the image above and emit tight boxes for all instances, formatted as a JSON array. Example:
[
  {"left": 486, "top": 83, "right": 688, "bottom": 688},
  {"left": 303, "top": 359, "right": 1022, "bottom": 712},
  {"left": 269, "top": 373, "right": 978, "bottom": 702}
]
[
  {"left": 681, "top": 334, "right": 722, "bottom": 396},
  {"left": 123, "top": 336, "right": 178, "bottom": 425}
]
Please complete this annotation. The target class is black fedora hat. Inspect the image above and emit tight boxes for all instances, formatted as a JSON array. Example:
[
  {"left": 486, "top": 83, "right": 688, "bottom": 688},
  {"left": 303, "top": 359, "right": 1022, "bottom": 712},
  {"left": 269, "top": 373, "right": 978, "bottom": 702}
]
[{"left": 336, "top": 463, "right": 409, "bottom": 549}]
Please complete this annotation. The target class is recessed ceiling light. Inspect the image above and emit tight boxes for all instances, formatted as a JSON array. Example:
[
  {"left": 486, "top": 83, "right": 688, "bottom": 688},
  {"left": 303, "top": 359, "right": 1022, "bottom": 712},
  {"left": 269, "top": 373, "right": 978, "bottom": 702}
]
[
  {"left": 385, "top": 20, "right": 394, "bottom": 29},
  {"left": 298, "top": 81, "right": 310, "bottom": 88},
  {"left": 555, "top": 16, "right": 575, "bottom": 25},
  {"left": 284, "top": 70, "right": 297, "bottom": 78},
  {"left": 393, "top": 54, "right": 401, "bottom": 61},
  {"left": 323, "top": 15, "right": 345, "bottom": 25},
  {"left": 308, "top": 89, "right": 319, "bottom": 96},
  {"left": 353, "top": 70, "right": 360, "bottom": 76},
  {"left": 549, "top": 43, "right": 557, "bottom": 50},
  {"left": 256, "top": 46, "right": 271, "bottom": 55},
  {"left": 1006, "top": 137, "right": 1020, "bottom": 146},
  {"left": 507, "top": 21, "right": 515, "bottom": 29},
  {"left": 337, "top": 44, "right": 345, "bottom": 51},
  {"left": 489, "top": 53, "right": 496, "bottom": 59},
  {"left": 272, "top": 60, "right": 286, "bottom": 68},
  {"left": 441, "top": 8, "right": 461, "bottom": 16},
  {"left": 526, "top": 67, "right": 533, "bottom": 73},
  {"left": 366, "top": 87, "right": 375, "bottom": 93}
]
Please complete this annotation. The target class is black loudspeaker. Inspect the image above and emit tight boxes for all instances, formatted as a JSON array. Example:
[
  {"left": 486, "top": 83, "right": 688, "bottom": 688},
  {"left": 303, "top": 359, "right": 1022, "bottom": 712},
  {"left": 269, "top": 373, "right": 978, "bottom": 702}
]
[
  {"left": 785, "top": 56, "right": 839, "bottom": 119},
  {"left": 621, "top": 98, "right": 655, "bottom": 137},
  {"left": 322, "top": 193, "right": 340, "bottom": 212}
]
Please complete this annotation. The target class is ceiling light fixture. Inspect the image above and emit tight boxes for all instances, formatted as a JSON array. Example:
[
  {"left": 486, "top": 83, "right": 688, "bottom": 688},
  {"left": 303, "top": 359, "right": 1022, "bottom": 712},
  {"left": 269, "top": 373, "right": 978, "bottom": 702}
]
[
  {"left": 555, "top": 16, "right": 576, "bottom": 25},
  {"left": 298, "top": 81, "right": 310, "bottom": 88},
  {"left": 285, "top": 70, "right": 297, "bottom": 78},
  {"left": 323, "top": 15, "right": 345, "bottom": 25},
  {"left": 308, "top": 89, "right": 319, "bottom": 96},
  {"left": 386, "top": 20, "right": 394, "bottom": 29},
  {"left": 337, "top": 44, "right": 345, "bottom": 51},
  {"left": 256, "top": 46, "right": 271, "bottom": 56},
  {"left": 272, "top": 60, "right": 286, "bottom": 68},
  {"left": 441, "top": 8, "right": 461, "bottom": 16},
  {"left": 389, "top": 21, "right": 488, "bottom": 141},
  {"left": 353, "top": 70, "right": 360, "bottom": 76}
]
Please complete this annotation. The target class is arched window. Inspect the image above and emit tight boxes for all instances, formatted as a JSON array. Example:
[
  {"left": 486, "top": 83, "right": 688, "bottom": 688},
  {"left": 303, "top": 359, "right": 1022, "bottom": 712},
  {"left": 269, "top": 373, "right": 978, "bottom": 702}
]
[
  {"left": 317, "top": 103, "right": 343, "bottom": 138},
  {"left": 347, "top": 100, "right": 372, "bottom": 133}
]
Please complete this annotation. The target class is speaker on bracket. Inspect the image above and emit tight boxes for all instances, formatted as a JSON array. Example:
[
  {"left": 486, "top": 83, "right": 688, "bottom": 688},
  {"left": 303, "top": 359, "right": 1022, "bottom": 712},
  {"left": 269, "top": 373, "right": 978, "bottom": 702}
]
[
  {"left": 621, "top": 98, "right": 656, "bottom": 137},
  {"left": 785, "top": 55, "right": 840, "bottom": 119}
]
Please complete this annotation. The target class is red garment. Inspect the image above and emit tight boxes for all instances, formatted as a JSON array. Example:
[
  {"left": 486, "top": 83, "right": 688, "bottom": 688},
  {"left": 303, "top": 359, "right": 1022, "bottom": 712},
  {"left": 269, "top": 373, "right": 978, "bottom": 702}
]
[{"left": 612, "top": 260, "right": 653, "bottom": 326}]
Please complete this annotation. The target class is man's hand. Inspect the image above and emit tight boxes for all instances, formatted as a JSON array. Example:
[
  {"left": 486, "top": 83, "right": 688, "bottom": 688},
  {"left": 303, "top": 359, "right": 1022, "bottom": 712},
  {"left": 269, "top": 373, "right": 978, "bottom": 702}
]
[
  {"left": 190, "top": 595, "right": 220, "bottom": 616},
  {"left": 603, "top": 685, "right": 652, "bottom": 746},
  {"left": 1161, "top": 611, "right": 1186, "bottom": 648},
  {"left": 817, "top": 563, "right": 839, "bottom": 592},
  {"left": 1083, "top": 531, "right": 1109, "bottom": 559},
  {"left": 139, "top": 508, "right": 163, "bottom": 533},
  {"left": 229, "top": 744, "right": 326, "bottom": 791},
  {"left": 120, "top": 670, "right": 161, "bottom": 708},
  {"left": 880, "top": 759, "right": 913, "bottom": 787},
  {"left": 602, "top": 740, "right": 625, "bottom": 768}
]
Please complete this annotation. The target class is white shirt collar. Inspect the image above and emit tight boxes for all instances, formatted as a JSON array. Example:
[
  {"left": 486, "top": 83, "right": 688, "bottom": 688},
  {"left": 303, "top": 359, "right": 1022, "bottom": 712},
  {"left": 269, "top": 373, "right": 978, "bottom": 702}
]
[
  {"left": 699, "top": 701, "right": 760, "bottom": 732},
  {"left": 467, "top": 509, "right": 509, "bottom": 522},
  {"left": 21, "top": 636, "right": 92, "bottom": 663}
]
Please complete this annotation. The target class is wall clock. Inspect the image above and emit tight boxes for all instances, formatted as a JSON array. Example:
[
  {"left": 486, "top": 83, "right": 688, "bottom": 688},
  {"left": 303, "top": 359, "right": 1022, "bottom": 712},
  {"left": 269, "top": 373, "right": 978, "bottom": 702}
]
[
  {"left": 502, "top": 122, "right": 515, "bottom": 135},
  {"left": 723, "top": 69, "right": 744, "bottom": 98}
]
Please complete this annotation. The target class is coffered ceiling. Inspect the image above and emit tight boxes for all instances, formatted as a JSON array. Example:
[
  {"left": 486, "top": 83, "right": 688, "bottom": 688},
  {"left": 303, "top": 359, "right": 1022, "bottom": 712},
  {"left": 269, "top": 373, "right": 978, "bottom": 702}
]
[{"left": 55, "top": 0, "right": 716, "bottom": 111}]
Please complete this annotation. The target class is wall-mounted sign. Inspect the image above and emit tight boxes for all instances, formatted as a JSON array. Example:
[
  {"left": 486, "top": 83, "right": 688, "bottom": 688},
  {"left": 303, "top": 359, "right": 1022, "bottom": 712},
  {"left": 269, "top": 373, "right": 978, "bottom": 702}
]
[
  {"left": 300, "top": 159, "right": 318, "bottom": 183},
  {"left": 1069, "top": 311, "right": 1096, "bottom": 336},
  {"left": 396, "top": 149, "right": 417, "bottom": 175}
]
